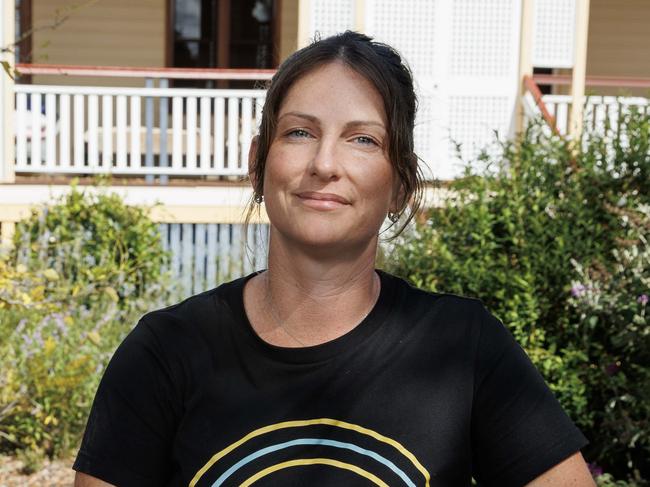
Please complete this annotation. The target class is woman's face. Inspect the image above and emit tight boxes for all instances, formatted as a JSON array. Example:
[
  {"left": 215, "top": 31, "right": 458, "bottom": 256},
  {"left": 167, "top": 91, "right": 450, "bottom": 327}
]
[{"left": 256, "top": 61, "right": 399, "bottom": 253}]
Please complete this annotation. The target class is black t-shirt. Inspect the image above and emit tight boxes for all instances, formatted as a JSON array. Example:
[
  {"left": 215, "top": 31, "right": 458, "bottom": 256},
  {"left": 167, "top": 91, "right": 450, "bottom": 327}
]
[{"left": 73, "top": 270, "right": 587, "bottom": 486}]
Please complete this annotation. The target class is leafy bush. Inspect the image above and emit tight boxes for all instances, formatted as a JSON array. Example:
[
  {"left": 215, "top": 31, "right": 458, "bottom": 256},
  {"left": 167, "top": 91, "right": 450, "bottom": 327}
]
[
  {"left": 568, "top": 204, "right": 649, "bottom": 484},
  {"left": 10, "top": 180, "right": 170, "bottom": 303},
  {"left": 0, "top": 184, "right": 174, "bottom": 459},
  {"left": 387, "top": 107, "right": 649, "bottom": 483}
]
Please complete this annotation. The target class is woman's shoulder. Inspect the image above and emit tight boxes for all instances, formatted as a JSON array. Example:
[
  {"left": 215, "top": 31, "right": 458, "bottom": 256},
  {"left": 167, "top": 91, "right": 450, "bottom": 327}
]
[
  {"left": 380, "top": 270, "right": 507, "bottom": 347},
  {"left": 381, "top": 270, "right": 488, "bottom": 316},
  {"left": 136, "top": 273, "right": 252, "bottom": 341}
]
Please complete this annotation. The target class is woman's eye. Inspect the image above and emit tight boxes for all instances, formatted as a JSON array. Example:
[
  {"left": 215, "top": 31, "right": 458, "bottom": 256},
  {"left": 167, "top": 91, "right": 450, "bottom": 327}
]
[
  {"left": 354, "top": 136, "right": 378, "bottom": 146},
  {"left": 287, "top": 129, "right": 311, "bottom": 138}
]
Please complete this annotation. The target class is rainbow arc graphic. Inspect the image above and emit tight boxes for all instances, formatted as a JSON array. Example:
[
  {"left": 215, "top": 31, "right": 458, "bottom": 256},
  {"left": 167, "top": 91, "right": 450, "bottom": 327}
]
[{"left": 189, "top": 418, "right": 431, "bottom": 486}]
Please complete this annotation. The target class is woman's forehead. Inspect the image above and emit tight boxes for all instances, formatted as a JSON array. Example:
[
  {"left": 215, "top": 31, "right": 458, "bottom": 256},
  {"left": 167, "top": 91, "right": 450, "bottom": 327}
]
[{"left": 277, "top": 62, "right": 387, "bottom": 126}]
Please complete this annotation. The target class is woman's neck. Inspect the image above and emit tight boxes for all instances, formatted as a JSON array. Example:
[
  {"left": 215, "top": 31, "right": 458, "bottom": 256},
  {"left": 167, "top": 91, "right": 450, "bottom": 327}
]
[{"left": 243, "top": 231, "right": 381, "bottom": 347}]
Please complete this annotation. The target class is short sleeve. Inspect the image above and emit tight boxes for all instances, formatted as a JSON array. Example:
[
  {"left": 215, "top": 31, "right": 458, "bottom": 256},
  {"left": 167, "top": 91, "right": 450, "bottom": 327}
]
[
  {"left": 73, "top": 317, "right": 182, "bottom": 487},
  {"left": 470, "top": 304, "right": 588, "bottom": 486}
]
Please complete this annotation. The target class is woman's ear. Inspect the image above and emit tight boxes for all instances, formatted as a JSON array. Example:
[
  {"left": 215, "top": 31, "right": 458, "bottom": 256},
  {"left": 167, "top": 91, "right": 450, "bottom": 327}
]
[{"left": 248, "top": 136, "right": 260, "bottom": 189}]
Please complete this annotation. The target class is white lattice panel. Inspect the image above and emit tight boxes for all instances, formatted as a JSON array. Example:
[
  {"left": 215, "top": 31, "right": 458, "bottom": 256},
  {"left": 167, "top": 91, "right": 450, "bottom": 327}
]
[
  {"left": 438, "top": 0, "right": 520, "bottom": 179},
  {"left": 310, "top": 0, "right": 355, "bottom": 39},
  {"left": 365, "top": 0, "right": 447, "bottom": 179},
  {"left": 450, "top": 0, "right": 516, "bottom": 77},
  {"left": 365, "top": 0, "right": 438, "bottom": 78},
  {"left": 413, "top": 94, "right": 443, "bottom": 180},
  {"left": 533, "top": 0, "right": 576, "bottom": 68},
  {"left": 448, "top": 95, "right": 511, "bottom": 163}
]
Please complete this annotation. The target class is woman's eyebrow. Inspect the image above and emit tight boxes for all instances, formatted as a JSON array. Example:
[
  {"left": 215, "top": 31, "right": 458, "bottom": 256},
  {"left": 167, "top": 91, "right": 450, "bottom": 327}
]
[
  {"left": 343, "top": 120, "right": 386, "bottom": 132},
  {"left": 277, "top": 112, "right": 385, "bottom": 132},
  {"left": 278, "top": 111, "right": 319, "bottom": 124}
]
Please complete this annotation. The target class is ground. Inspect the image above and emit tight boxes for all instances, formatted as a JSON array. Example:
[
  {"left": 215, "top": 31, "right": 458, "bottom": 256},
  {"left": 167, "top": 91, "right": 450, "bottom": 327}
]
[{"left": 0, "top": 455, "right": 74, "bottom": 487}]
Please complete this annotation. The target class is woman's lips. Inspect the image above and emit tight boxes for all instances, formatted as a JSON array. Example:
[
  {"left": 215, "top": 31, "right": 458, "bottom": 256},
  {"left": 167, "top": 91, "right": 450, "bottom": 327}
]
[{"left": 295, "top": 191, "right": 351, "bottom": 210}]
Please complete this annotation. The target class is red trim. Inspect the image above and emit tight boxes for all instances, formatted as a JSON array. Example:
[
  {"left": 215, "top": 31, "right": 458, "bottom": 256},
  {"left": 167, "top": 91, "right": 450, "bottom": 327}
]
[
  {"left": 533, "top": 74, "right": 650, "bottom": 89},
  {"left": 15, "top": 63, "right": 276, "bottom": 80},
  {"left": 523, "top": 75, "right": 559, "bottom": 135}
]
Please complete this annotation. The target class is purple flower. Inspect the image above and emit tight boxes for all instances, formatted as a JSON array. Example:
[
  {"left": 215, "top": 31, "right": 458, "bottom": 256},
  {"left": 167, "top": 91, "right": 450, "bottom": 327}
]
[
  {"left": 571, "top": 283, "right": 587, "bottom": 297},
  {"left": 53, "top": 313, "right": 68, "bottom": 337},
  {"left": 587, "top": 463, "right": 604, "bottom": 478},
  {"left": 638, "top": 294, "right": 649, "bottom": 305},
  {"left": 15, "top": 318, "right": 27, "bottom": 335},
  {"left": 605, "top": 362, "right": 620, "bottom": 376}
]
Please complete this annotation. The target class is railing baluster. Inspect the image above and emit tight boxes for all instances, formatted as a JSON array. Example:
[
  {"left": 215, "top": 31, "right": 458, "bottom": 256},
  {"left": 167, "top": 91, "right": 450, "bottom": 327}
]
[
  {"left": 168, "top": 223, "right": 181, "bottom": 290},
  {"left": 593, "top": 99, "right": 607, "bottom": 135},
  {"left": 116, "top": 95, "right": 127, "bottom": 168},
  {"left": 230, "top": 224, "right": 243, "bottom": 279},
  {"left": 218, "top": 223, "right": 230, "bottom": 282},
  {"left": 30, "top": 93, "right": 42, "bottom": 165},
  {"left": 240, "top": 97, "right": 253, "bottom": 173},
  {"left": 200, "top": 96, "right": 211, "bottom": 170},
  {"left": 609, "top": 102, "right": 620, "bottom": 137},
  {"left": 130, "top": 95, "right": 141, "bottom": 168},
  {"left": 159, "top": 79, "right": 169, "bottom": 184},
  {"left": 59, "top": 94, "right": 71, "bottom": 167},
  {"left": 144, "top": 78, "right": 154, "bottom": 183},
  {"left": 15, "top": 93, "right": 27, "bottom": 167},
  {"left": 214, "top": 97, "right": 225, "bottom": 173},
  {"left": 88, "top": 94, "right": 99, "bottom": 168},
  {"left": 206, "top": 223, "right": 218, "bottom": 288},
  {"left": 45, "top": 94, "right": 57, "bottom": 168},
  {"left": 227, "top": 97, "right": 239, "bottom": 172},
  {"left": 186, "top": 96, "right": 197, "bottom": 171},
  {"left": 102, "top": 95, "right": 113, "bottom": 167},
  {"left": 556, "top": 102, "right": 569, "bottom": 135},
  {"left": 193, "top": 223, "right": 207, "bottom": 293},
  {"left": 181, "top": 223, "right": 194, "bottom": 297},
  {"left": 73, "top": 94, "right": 85, "bottom": 167},
  {"left": 172, "top": 96, "right": 183, "bottom": 170}
]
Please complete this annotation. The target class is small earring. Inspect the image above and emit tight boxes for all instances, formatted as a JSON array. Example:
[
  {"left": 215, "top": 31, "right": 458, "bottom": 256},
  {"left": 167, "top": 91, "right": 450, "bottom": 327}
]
[
  {"left": 388, "top": 212, "right": 399, "bottom": 223},
  {"left": 254, "top": 193, "right": 263, "bottom": 204}
]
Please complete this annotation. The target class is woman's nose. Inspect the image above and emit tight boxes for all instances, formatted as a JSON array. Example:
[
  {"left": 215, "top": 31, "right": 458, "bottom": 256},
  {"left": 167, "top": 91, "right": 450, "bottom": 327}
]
[{"left": 308, "top": 137, "right": 340, "bottom": 181}]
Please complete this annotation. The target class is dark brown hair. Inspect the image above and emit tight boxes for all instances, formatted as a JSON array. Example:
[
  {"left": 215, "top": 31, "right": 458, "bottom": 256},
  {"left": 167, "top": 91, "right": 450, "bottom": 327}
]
[{"left": 246, "top": 30, "right": 424, "bottom": 239}]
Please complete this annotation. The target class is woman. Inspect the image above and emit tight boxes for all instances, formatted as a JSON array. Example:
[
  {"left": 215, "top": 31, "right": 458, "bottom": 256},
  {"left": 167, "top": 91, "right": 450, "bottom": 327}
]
[{"left": 74, "top": 32, "right": 595, "bottom": 486}]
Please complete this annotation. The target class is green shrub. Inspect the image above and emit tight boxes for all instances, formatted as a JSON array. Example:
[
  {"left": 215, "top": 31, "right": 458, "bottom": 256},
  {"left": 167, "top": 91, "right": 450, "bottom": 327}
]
[
  {"left": 0, "top": 184, "right": 174, "bottom": 459},
  {"left": 568, "top": 204, "right": 649, "bottom": 484},
  {"left": 387, "top": 107, "right": 649, "bottom": 483},
  {"left": 10, "top": 179, "right": 170, "bottom": 303}
]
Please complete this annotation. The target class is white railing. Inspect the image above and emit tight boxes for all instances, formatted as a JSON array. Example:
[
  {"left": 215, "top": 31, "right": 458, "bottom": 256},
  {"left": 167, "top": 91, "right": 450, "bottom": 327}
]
[
  {"left": 14, "top": 84, "right": 266, "bottom": 177},
  {"left": 540, "top": 95, "right": 648, "bottom": 136},
  {"left": 160, "top": 222, "right": 268, "bottom": 298}
]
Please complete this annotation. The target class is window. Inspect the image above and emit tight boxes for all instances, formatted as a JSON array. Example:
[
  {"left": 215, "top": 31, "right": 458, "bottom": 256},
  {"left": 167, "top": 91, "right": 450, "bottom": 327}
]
[{"left": 169, "top": 0, "right": 276, "bottom": 87}]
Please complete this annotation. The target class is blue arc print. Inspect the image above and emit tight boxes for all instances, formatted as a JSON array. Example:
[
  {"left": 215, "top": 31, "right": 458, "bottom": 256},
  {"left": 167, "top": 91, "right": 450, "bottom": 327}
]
[{"left": 211, "top": 437, "right": 417, "bottom": 487}]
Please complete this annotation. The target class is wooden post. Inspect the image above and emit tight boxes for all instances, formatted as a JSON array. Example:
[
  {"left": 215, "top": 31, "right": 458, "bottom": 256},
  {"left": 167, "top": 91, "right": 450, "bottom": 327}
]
[
  {"left": 0, "top": 0, "right": 16, "bottom": 183},
  {"left": 569, "top": 0, "right": 590, "bottom": 140},
  {"left": 297, "top": 0, "right": 311, "bottom": 48},
  {"left": 354, "top": 0, "right": 365, "bottom": 32},
  {"left": 515, "top": 0, "right": 535, "bottom": 134}
]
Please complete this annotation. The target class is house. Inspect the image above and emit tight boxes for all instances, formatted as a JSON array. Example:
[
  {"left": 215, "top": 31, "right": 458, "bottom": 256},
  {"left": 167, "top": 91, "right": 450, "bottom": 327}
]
[{"left": 0, "top": 0, "right": 648, "bottom": 295}]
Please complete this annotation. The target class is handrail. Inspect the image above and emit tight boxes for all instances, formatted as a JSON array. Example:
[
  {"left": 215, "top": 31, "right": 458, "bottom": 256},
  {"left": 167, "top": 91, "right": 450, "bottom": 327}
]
[
  {"left": 532, "top": 74, "right": 650, "bottom": 89},
  {"left": 15, "top": 63, "right": 276, "bottom": 80},
  {"left": 523, "top": 75, "right": 559, "bottom": 135}
]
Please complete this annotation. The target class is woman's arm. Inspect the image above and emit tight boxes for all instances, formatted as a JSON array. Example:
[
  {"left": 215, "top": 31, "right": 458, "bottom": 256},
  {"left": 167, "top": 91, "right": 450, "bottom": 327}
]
[
  {"left": 525, "top": 452, "right": 595, "bottom": 486},
  {"left": 74, "top": 472, "right": 116, "bottom": 487}
]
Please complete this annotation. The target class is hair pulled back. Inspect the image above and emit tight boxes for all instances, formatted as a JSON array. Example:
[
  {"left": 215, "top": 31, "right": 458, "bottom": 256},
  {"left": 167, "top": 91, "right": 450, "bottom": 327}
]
[{"left": 248, "top": 30, "right": 424, "bottom": 238}]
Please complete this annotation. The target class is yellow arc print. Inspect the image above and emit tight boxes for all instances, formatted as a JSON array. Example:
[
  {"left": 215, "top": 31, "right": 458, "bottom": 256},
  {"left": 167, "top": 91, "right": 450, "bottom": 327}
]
[
  {"left": 239, "top": 458, "right": 390, "bottom": 487},
  {"left": 189, "top": 418, "right": 430, "bottom": 487}
]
